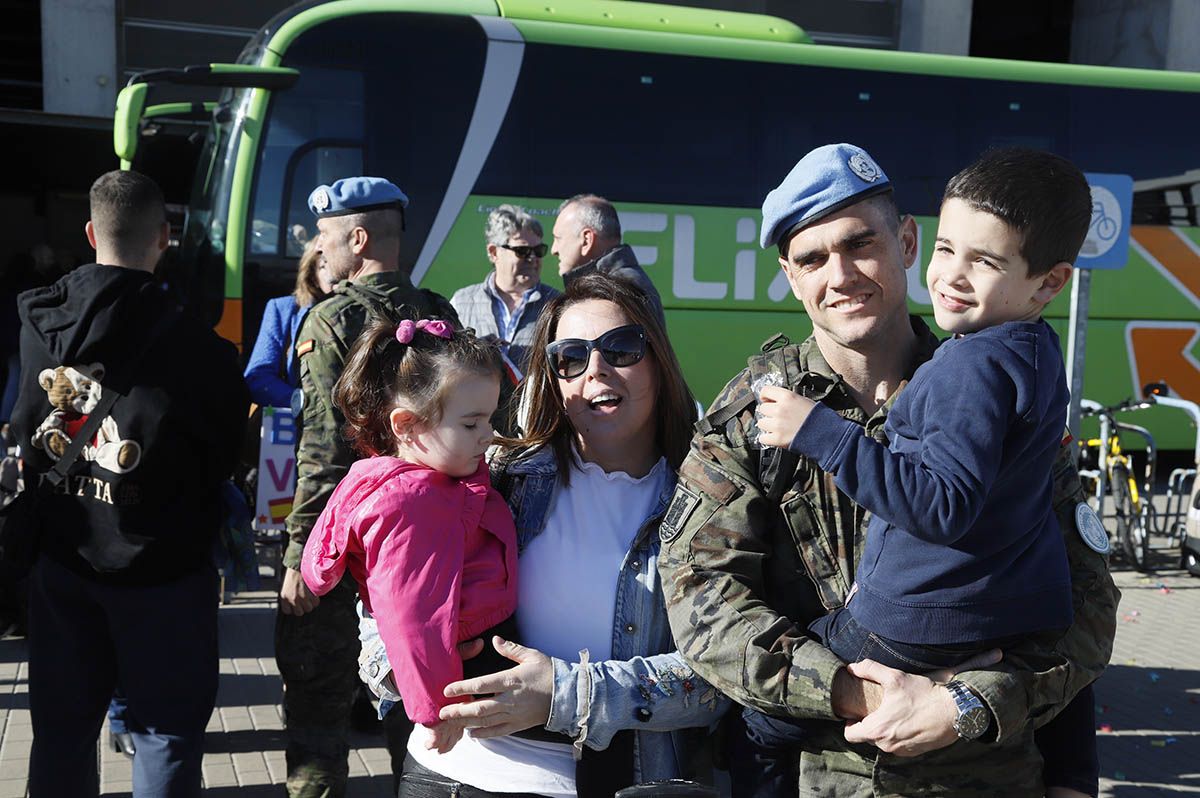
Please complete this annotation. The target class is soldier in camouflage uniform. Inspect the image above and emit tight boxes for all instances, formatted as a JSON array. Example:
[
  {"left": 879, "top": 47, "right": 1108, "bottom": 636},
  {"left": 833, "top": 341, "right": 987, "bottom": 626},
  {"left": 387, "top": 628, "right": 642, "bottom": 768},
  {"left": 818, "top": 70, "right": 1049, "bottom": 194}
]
[
  {"left": 277, "top": 177, "right": 459, "bottom": 798},
  {"left": 658, "top": 145, "right": 1119, "bottom": 796}
]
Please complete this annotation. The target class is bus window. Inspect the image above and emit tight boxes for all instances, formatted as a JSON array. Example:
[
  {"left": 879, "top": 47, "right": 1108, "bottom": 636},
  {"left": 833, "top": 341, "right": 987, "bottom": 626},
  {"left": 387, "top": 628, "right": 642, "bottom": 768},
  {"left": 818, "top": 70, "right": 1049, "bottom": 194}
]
[
  {"left": 258, "top": 13, "right": 487, "bottom": 269},
  {"left": 250, "top": 65, "right": 365, "bottom": 257},
  {"left": 282, "top": 143, "right": 363, "bottom": 256}
]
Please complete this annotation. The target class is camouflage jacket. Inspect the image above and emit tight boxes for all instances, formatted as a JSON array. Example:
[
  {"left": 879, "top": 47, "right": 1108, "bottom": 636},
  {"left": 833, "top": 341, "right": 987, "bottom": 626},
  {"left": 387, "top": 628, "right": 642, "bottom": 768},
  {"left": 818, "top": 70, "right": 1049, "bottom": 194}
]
[
  {"left": 658, "top": 317, "right": 1120, "bottom": 796},
  {"left": 282, "top": 270, "right": 458, "bottom": 570}
]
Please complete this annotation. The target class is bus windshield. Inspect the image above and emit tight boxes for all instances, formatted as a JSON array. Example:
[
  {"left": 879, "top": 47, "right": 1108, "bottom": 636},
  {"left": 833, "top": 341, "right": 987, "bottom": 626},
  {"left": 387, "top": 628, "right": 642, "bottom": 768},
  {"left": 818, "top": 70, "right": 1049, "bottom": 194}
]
[{"left": 177, "top": 86, "right": 253, "bottom": 327}]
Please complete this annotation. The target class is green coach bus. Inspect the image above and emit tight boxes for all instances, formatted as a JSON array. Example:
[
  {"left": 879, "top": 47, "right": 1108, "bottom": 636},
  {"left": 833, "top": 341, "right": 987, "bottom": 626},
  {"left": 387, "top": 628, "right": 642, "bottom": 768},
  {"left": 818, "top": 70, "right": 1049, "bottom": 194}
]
[{"left": 114, "top": 0, "right": 1200, "bottom": 449}]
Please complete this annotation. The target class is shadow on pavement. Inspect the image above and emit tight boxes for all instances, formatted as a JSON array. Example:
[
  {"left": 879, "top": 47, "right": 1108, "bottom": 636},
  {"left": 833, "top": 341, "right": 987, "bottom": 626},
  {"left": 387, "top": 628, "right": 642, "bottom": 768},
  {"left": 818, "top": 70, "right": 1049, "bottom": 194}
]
[{"left": 1095, "top": 663, "right": 1198, "bottom": 794}]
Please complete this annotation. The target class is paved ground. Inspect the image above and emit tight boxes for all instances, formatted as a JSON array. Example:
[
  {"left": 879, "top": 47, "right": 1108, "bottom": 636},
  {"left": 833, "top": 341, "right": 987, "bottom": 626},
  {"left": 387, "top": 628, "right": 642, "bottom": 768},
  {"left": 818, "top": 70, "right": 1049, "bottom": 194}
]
[{"left": 0, "top": 559, "right": 1195, "bottom": 796}]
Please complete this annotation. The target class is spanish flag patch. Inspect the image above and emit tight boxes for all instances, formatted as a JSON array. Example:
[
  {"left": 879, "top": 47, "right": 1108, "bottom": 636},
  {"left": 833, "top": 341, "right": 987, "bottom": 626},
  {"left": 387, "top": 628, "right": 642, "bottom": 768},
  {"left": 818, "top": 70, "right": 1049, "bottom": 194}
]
[{"left": 296, "top": 339, "right": 315, "bottom": 357}]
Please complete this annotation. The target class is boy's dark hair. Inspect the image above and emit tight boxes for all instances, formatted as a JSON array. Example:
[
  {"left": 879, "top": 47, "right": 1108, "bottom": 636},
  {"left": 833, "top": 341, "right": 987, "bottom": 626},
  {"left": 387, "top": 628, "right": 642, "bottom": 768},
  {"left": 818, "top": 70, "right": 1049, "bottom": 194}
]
[
  {"left": 942, "top": 147, "right": 1091, "bottom": 276},
  {"left": 333, "top": 319, "right": 503, "bottom": 458},
  {"left": 89, "top": 170, "right": 166, "bottom": 250}
]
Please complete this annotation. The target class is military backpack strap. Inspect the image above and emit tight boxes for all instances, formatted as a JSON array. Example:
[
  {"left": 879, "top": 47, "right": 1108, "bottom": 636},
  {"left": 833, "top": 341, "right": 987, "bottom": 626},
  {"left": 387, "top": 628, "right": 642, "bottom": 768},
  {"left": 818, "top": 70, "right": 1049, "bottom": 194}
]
[
  {"left": 338, "top": 282, "right": 401, "bottom": 324},
  {"left": 751, "top": 346, "right": 805, "bottom": 502},
  {"left": 696, "top": 333, "right": 792, "bottom": 436}
]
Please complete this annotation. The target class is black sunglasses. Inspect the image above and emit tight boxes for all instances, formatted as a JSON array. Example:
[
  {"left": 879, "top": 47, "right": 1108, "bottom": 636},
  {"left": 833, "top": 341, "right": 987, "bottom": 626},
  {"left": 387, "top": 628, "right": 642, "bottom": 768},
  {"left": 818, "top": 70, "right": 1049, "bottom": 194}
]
[
  {"left": 545, "top": 324, "right": 647, "bottom": 380},
  {"left": 499, "top": 242, "right": 549, "bottom": 260}
]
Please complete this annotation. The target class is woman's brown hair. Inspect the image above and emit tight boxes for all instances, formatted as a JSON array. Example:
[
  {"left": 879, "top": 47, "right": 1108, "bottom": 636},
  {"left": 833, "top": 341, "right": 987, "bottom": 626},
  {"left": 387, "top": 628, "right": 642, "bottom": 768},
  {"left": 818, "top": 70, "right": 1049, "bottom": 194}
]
[
  {"left": 293, "top": 238, "right": 328, "bottom": 307},
  {"left": 515, "top": 273, "right": 696, "bottom": 482},
  {"left": 333, "top": 319, "right": 504, "bottom": 458}
]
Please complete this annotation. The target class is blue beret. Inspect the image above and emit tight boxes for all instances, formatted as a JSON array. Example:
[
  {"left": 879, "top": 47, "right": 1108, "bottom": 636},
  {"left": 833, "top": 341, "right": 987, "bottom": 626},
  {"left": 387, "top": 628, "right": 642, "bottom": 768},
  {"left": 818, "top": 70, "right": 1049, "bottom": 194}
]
[
  {"left": 308, "top": 177, "right": 409, "bottom": 218},
  {"left": 760, "top": 143, "right": 891, "bottom": 250}
]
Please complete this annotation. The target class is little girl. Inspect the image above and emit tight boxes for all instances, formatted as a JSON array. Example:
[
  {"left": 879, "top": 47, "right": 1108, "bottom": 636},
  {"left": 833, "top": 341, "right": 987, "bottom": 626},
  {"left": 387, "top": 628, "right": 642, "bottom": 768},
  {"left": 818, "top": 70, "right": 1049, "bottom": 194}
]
[{"left": 301, "top": 317, "right": 518, "bottom": 726}]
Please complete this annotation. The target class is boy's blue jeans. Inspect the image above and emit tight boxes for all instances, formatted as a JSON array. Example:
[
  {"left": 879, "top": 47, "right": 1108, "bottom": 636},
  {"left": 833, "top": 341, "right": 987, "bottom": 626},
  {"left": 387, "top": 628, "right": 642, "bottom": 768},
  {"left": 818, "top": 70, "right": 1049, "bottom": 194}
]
[{"left": 733, "top": 608, "right": 1017, "bottom": 798}]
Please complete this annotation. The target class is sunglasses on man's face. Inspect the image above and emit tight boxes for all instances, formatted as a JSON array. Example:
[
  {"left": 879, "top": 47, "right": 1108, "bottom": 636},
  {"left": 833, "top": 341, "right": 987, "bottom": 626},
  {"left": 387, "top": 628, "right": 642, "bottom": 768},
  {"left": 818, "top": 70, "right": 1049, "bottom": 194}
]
[
  {"left": 499, "top": 242, "right": 549, "bottom": 260},
  {"left": 545, "top": 324, "right": 647, "bottom": 380}
]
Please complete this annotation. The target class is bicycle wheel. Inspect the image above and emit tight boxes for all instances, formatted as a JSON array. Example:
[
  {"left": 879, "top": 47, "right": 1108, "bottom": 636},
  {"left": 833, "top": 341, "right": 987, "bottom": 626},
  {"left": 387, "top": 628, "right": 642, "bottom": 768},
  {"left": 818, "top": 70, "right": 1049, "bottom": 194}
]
[{"left": 1112, "top": 466, "right": 1150, "bottom": 571}]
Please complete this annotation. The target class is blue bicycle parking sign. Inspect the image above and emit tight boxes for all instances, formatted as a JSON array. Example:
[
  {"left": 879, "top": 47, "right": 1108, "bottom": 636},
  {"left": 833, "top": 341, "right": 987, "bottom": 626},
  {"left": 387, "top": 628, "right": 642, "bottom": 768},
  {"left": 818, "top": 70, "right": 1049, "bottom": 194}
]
[{"left": 1079, "top": 172, "right": 1133, "bottom": 269}]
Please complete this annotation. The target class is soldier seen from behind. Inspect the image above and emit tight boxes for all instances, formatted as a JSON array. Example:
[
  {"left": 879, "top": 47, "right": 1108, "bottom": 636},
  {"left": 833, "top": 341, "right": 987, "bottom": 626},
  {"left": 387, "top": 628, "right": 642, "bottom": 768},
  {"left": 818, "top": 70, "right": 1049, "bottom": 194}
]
[
  {"left": 11, "top": 170, "right": 248, "bottom": 796},
  {"left": 276, "top": 176, "right": 459, "bottom": 798}
]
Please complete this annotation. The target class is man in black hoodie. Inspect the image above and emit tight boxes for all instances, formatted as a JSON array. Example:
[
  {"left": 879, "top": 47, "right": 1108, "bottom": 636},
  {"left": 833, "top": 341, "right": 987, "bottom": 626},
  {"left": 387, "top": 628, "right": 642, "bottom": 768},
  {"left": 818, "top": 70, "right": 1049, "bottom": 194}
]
[{"left": 11, "top": 170, "right": 248, "bottom": 796}]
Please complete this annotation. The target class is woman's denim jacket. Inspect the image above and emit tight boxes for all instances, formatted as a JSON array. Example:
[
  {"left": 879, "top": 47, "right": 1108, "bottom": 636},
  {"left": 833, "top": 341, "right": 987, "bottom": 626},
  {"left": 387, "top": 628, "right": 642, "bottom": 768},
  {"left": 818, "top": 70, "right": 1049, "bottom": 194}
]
[{"left": 358, "top": 445, "right": 728, "bottom": 783}]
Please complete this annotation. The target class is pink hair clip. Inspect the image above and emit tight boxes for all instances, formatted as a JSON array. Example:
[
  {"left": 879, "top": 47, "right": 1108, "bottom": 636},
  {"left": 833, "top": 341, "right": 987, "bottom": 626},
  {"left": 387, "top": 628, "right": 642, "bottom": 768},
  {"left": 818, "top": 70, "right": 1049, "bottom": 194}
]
[
  {"left": 395, "top": 318, "right": 453, "bottom": 345},
  {"left": 415, "top": 319, "right": 453, "bottom": 339},
  {"left": 395, "top": 319, "right": 417, "bottom": 344}
]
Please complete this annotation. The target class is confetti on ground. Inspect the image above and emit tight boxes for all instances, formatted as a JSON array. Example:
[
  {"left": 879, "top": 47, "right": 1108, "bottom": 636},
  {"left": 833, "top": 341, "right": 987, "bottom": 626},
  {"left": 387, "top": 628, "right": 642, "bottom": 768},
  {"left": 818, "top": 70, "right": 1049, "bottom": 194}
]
[
  {"left": 1130, "top": 610, "right": 1141, "bottom": 617},
  {"left": 1160, "top": 587, "right": 1173, "bottom": 594},
  {"left": 1151, "top": 740, "right": 1166, "bottom": 747},
  {"left": 1099, "top": 723, "right": 1114, "bottom": 733},
  {"left": 1166, "top": 737, "right": 1178, "bottom": 744},
  {"left": 1114, "top": 771, "right": 1127, "bottom": 780},
  {"left": 1149, "top": 672, "right": 1161, "bottom": 683},
  {"left": 1163, "top": 707, "right": 1174, "bottom": 715}
]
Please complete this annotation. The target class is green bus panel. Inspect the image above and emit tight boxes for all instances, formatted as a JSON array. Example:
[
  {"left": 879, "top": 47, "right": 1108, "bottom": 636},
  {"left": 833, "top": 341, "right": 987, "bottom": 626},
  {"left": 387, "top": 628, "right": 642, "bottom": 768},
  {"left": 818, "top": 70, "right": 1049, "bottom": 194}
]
[{"left": 419, "top": 196, "right": 1200, "bottom": 450}]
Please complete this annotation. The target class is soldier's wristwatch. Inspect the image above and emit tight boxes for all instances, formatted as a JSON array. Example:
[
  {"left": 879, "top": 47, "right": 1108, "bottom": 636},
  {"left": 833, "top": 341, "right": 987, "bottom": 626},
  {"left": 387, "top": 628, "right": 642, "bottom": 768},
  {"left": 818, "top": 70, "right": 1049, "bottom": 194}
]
[{"left": 945, "top": 680, "right": 990, "bottom": 740}]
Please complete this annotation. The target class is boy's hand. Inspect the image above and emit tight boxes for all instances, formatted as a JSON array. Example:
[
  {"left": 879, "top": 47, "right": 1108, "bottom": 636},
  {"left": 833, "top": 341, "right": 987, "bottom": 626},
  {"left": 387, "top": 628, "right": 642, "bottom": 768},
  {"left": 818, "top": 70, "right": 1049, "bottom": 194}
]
[
  {"left": 757, "top": 386, "right": 817, "bottom": 448},
  {"left": 422, "top": 717, "right": 468, "bottom": 754}
]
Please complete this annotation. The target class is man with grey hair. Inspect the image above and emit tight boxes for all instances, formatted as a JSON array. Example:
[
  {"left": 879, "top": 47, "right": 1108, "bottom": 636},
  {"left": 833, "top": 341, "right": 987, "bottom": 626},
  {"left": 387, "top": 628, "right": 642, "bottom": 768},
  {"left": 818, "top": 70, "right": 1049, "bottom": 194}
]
[
  {"left": 551, "top": 193, "right": 666, "bottom": 327},
  {"left": 450, "top": 204, "right": 560, "bottom": 380}
]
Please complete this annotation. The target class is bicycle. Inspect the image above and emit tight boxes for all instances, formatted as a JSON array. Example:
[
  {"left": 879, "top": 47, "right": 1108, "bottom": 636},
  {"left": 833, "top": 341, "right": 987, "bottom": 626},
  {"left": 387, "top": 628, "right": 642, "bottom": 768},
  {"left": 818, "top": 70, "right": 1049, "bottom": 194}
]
[
  {"left": 1077, "top": 396, "right": 1155, "bottom": 570},
  {"left": 1137, "top": 383, "right": 1200, "bottom": 574}
]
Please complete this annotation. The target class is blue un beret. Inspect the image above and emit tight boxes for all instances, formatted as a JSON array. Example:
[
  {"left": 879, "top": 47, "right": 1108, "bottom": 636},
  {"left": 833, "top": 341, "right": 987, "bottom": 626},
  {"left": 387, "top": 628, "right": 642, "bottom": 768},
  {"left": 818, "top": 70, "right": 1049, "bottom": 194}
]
[
  {"left": 760, "top": 143, "right": 891, "bottom": 250},
  {"left": 308, "top": 177, "right": 409, "bottom": 219}
]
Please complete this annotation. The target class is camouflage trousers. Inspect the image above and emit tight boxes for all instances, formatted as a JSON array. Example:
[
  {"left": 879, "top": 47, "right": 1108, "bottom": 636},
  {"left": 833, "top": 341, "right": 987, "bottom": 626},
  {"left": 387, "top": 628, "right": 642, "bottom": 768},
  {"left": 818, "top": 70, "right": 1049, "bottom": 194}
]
[{"left": 276, "top": 576, "right": 360, "bottom": 798}]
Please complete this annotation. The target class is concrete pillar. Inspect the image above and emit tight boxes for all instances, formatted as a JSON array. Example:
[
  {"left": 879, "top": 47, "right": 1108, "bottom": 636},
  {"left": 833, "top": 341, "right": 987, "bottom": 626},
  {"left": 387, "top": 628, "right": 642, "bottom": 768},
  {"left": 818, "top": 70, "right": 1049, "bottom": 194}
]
[
  {"left": 898, "top": 0, "right": 973, "bottom": 56},
  {"left": 41, "top": 0, "right": 118, "bottom": 117}
]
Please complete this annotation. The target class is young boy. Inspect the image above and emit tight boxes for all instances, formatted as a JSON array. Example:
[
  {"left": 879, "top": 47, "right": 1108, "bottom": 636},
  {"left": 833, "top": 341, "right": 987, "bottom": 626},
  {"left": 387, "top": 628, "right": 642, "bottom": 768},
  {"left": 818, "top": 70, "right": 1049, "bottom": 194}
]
[{"left": 748, "top": 147, "right": 1092, "bottom": 794}]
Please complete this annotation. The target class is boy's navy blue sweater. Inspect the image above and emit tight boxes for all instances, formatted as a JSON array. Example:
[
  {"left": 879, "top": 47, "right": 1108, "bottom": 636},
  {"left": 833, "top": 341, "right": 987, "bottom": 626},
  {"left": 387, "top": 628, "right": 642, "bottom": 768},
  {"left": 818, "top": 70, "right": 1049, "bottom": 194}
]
[{"left": 791, "top": 319, "right": 1073, "bottom": 644}]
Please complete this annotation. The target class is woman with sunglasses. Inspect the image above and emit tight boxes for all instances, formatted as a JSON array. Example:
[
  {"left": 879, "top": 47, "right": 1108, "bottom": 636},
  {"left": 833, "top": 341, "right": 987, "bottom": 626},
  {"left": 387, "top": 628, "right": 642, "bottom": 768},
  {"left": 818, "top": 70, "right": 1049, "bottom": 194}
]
[
  {"left": 450, "top": 204, "right": 560, "bottom": 382},
  {"left": 363, "top": 273, "right": 726, "bottom": 798}
]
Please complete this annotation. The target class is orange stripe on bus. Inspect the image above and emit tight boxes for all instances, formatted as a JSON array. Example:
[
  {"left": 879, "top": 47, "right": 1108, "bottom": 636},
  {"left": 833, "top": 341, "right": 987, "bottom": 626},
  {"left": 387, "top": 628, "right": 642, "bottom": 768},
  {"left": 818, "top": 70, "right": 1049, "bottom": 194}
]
[
  {"left": 1131, "top": 226, "right": 1200, "bottom": 301},
  {"left": 216, "top": 298, "right": 243, "bottom": 351}
]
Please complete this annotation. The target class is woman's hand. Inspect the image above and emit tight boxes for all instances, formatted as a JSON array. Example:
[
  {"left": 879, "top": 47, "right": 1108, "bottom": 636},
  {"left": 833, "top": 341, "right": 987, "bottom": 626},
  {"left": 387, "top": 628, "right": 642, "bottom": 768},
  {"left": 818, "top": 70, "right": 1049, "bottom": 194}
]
[{"left": 437, "top": 637, "right": 554, "bottom": 738}]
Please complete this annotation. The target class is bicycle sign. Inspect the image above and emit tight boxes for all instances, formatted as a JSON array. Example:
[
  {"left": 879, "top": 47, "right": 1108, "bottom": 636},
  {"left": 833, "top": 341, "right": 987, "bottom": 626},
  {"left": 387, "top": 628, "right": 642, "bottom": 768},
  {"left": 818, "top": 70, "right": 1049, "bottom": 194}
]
[{"left": 1078, "top": 172, "right": 1133, "bottom": 269}]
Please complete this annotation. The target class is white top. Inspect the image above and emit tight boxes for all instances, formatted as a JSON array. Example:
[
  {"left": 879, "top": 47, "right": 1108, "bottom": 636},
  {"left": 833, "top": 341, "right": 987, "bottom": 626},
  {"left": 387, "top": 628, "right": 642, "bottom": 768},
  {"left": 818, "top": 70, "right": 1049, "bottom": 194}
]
[{"left": 407, "top": 451, "right": 670, "bottom": 796}]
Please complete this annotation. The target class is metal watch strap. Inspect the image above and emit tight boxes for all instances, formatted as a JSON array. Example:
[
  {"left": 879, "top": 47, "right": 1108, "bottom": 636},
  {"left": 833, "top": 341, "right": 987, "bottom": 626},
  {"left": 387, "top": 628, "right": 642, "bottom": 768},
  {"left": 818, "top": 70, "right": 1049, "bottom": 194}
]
[{"left": 945, "top": 679, "right": 990, "bottom": 740}]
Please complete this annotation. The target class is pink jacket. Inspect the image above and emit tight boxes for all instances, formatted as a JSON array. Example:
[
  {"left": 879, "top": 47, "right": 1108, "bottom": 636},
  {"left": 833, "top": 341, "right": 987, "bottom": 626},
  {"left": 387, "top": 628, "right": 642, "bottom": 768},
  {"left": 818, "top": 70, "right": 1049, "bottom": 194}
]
[{"left": 301, "top": 457, "right": 518, "bottom": 724}]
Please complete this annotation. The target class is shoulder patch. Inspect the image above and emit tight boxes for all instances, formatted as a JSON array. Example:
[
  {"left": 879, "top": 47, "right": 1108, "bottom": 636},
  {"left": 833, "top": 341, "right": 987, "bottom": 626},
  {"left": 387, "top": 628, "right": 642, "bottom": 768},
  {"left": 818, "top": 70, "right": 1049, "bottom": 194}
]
[
  {"left": 1074, "top": 502, "right": 1111, "bottom": 554},
  {"left": 296, "top": 339, "right": 315, "bottom": 357},
  {"left": 659, "top": 484, "right": 700, "bottom": 544}
]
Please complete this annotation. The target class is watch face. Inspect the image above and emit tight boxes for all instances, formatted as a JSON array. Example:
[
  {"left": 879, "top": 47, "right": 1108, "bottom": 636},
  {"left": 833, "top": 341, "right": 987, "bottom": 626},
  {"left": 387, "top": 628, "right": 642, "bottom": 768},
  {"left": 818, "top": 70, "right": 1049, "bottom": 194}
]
[{"left": 955, "top": 706, "right": 990, "bottom": 739}]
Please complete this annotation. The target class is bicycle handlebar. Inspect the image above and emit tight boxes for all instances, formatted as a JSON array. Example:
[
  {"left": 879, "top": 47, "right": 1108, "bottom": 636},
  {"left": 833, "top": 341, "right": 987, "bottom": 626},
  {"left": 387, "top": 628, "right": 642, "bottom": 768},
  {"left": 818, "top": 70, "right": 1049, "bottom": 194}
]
[{"left": 1079, "top": 397, "right": 1153, "bottom": 418}]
